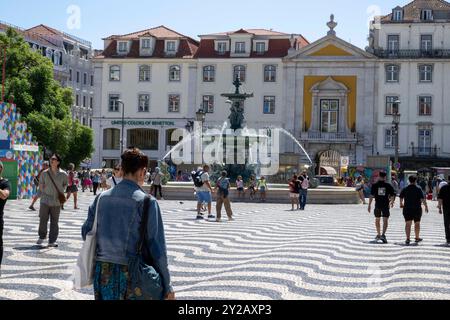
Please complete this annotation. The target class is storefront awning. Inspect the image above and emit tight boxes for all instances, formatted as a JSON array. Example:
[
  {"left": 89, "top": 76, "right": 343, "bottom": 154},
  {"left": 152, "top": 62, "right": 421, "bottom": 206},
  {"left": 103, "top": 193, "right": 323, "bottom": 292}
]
[{"left": 321, "top": 166, "right": 337, "bottom": 175}]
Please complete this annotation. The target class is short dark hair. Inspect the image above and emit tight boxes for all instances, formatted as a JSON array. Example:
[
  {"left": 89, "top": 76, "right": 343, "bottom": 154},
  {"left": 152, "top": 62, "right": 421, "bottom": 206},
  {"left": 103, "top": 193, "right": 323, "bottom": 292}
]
[
  {"left": 121, "top": 148, "right": 149, "bottom": 175},
  {"left": 409, "top": 175, "right": 417, "bottom": 184},
  {"left": 221, "top": 170, "right": 227, "bottom": 177}
]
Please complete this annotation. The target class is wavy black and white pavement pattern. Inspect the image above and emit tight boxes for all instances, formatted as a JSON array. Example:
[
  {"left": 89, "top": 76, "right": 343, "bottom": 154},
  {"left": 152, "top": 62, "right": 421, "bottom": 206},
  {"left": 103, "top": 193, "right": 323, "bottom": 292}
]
[{"left": 1, "top": 192, "right": 450, "bottom": 300}]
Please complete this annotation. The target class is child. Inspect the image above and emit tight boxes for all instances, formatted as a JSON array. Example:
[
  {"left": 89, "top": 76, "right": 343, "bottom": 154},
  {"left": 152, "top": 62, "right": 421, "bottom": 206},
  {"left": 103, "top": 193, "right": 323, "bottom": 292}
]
[
  {"left": 236, "top": 175, "right": 245, "bottom": 200},
  {"left": 257, "top": 176, "right": 268, "bottom": 202},
  {"left": 248, "top": 175, "right": 256, "bottom": 200}
]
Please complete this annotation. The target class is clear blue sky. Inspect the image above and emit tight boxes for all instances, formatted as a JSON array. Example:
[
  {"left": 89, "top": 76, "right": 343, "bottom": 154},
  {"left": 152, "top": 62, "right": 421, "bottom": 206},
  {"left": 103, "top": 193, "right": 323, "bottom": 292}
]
[{"left": 1, "top": 0, "right": 406, "bottom": 49}]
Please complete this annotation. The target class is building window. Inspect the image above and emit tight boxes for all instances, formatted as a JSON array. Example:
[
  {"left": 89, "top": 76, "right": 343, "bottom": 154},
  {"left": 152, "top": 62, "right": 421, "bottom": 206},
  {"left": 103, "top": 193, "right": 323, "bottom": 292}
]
[
  {"left": 386, "top": 64, "right": 400, "bottom": 82},
  {"left": 139, "top": 65, "right": 151, "bottom": 82},
  {"left": 419, "top": 96, "right": 432, "bottom": 115},
  {"left": 138, "top": 94, "right": 150, "bottom": 112},
  {"left": 235, "top": 42, "right": 246, "bottom": 53},
  {"left": 202, "top": 95, "right": 214, "bottom": 113},
  {"left": 387, "top": 35, "right": 400, "bottom": 53},
  {"left": 76, "top": 94, "right": 80, "bottom": 106},
  {"left": 217, "top": 42, "right": 227, "bottom": 54},
  {"left": 128, "top": 129, "right": 159, "bottom": 150},
  {"left": 263, "top": 96, "right": 276, "bottom": 114},
  {"left": 320, "top": 99, "right": 339, "bottom": 133},
  {"left": 89, "top": 119, "right": 92, "bottom": 128},
  {"left": 90, "top": 75, "right": 94, "bottom": 86},
  {"left": 385, "top": 96, "right": 399, "bottom": 115},
  {"left": 103, "top": 128, "right": 121, "bottom": 150},
  {"left": 83, "top": 96, "right": 86, "bottom": 108},
  {"left": 69, "top": 69, "right": 73, "bottom": 81},
  {"left": 142, "top": 39, "right": 151, "bottom": 49},
  {"left": 203, "top": 66, "right": 215, "bottom": 82},
  {"left": 169, "top": 65, "right": 181, "bottom": 82},
  {"left": 118, "top": 41, "right": 128, "bottom": 53},
  {"left": 83, "top": 73, "right": 87, "bottom": 85},
  {"left": 256, "top": 42, "right": 266, "bottom": 54},
  {"left": 82, "top": 117, "right": 86, "bottom": 126},
  {"left": 419, "top": 65, "right": 433, "bottom": 82},
  {"left": 418, "top": 129, "right": 432, "bottom": 154},
  {"left": 166, "top": 41, "right": 176, "bottom": 52},
  {"left": 233, "top": 65, "right": 246, "bottom": 82},
  {"left": 168, "top": 94, "right": 180, "bottom": 113},
  {"left": 264, "top": 65, "right": 276, "bottom": 82},
  {"left": 421, "top": 9, "right": 433, "bottom": 21},
  {"left": 385, "top": 129, "right": 395, "bottom": 148},
  {"left": 76, "top": 71, "right": 80, "bottom": 83},
  {"left": 393, "top": 10, "right": 403, "bottom": 21},
  {"left": 90, "top": 97, "right": 93, "bottom": 109},
  {"left": 421, "top": 35, "right": 433, "bottom": 52},
  {"left": 109, "top": 65, "right": 121, "bottom": 81},
  {"left": 108, "top": 94, "right": 120, "bottom": 112}
]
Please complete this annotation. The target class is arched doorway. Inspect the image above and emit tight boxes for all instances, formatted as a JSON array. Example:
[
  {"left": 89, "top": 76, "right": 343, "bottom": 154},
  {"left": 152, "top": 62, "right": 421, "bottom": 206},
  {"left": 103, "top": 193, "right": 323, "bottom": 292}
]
[{"left": 318, "top": 150, "right": 341, "bottom": 176}]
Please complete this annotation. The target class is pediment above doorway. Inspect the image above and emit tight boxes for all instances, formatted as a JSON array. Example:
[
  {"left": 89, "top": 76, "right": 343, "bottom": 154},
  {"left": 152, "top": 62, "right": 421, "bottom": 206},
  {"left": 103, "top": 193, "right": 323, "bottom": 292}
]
[{"left": 310, "top": 76, "right": 349, "bottom": 94}]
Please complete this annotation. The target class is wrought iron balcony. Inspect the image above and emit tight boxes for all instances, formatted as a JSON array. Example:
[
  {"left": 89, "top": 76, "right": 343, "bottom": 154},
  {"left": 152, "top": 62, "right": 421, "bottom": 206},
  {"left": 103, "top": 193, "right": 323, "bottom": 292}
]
[
  {"left": 410, "top": 147, "right": 440, "bottom": 157},
  {"left": 300, "top": 131, "right": 358, "bottom": 142},
  {"left": 373, "top": 49, "right": 450, "bottom": 59}
]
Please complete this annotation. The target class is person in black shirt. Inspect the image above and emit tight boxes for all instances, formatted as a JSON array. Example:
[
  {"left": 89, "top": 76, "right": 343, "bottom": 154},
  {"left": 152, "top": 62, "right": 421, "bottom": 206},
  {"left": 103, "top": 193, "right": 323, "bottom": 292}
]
[
  {"left": 0, "top": 161, "right": 11, "bottom": 275},
  {"left": 400, "top": 176, "right": 429, "bottom": 245},
  {"left": 438, "top": 182, "right": 450, "bottom": 245},
  {"left": 368, "top": 171, "right": 396, "bottom": 243}
]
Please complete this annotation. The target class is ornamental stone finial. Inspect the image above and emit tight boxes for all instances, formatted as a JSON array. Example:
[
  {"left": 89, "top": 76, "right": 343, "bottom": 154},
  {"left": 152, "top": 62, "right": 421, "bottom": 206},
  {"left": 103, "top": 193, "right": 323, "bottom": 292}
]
[{"left": 327, "top": 14, "right": 337, "bottom": 36}]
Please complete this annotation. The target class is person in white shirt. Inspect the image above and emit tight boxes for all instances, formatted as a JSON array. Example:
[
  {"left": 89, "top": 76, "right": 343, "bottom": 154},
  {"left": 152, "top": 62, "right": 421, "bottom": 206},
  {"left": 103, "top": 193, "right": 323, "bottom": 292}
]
[{"left": 106, "top": 165, "right": 123, "bottom": 190}]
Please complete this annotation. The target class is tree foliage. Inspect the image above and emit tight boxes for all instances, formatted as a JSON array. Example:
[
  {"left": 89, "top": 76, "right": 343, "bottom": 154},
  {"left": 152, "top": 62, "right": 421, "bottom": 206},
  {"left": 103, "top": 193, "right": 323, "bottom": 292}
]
[{"left": 0, "top": 28, "right": 93, "bottom": 167}]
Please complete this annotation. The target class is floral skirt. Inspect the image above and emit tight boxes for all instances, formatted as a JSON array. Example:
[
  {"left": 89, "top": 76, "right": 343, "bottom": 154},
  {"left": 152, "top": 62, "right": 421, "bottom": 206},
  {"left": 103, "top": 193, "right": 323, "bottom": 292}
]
[{"left": 93, "top": 261, "right": 134, "bottom": 300}]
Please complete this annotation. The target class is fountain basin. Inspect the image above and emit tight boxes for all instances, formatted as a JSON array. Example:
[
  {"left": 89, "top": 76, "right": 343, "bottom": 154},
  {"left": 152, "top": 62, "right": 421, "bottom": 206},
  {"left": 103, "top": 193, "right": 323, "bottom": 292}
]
[{"left": 143, "top": 182, "right": 360, "bottom": 205}]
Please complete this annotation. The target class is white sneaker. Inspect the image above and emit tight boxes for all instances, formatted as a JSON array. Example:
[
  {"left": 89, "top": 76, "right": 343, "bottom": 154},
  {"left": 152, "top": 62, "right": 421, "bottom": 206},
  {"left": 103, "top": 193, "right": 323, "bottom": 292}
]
[
  {"left": 36, "top": 238, "right": 45, "bottom": 245},
  {"left": 48, "top": 242, "right": 58, "bottom": 248}
]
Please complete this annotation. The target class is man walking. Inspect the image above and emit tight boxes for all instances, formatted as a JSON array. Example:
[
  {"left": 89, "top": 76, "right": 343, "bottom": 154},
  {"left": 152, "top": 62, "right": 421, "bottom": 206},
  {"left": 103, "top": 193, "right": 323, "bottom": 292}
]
[
  {"left": 194, "top": 165, "right": 215, "bottom": 220},
  {"left": 37, "top": 154, "right": 68, "bottom": 247},
  {"left": 151, "top": 167, "right": 164, "bottom": 200},
  {"left": 298, "top": 171, "right": 310, "bottom": 211},
  {"left": 438, "top": 181, "right": 450, "bottom": 246},
  {"left": 400, "top": 176, "right": 429, "bottom": 245},
  {"left": 368, "top": 171, "right": 396, "bottom": 244},
  {"left": 215, "top": 170, "right": 234, "bottom": 222},
  {"left": 0, "top": 161, "right": 11, "bottom": 276}
]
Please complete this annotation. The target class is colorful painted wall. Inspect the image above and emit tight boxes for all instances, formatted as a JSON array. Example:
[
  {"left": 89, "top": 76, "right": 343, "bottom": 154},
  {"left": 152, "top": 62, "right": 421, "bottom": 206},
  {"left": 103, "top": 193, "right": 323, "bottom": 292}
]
[{"left": 0, "top": 102, "right": 43, "bottom": 199}]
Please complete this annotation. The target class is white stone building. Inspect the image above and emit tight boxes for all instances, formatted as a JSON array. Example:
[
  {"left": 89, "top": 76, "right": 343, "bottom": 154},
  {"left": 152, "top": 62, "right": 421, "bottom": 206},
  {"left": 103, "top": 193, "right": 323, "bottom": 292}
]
[
  {"left": 368, "top": 0, "right": 450, "bottom": 169},
  {"left": 92, "top": 26, "right": 199, "bottom": 168}
]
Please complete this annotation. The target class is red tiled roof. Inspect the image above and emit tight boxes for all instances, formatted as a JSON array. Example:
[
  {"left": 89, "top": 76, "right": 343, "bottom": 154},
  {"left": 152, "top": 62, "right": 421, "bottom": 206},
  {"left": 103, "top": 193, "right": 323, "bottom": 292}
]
[
  {"left": 103, "top": 25, "right": 193, "bottom": 40},
  {"left": 97, "top": 38, "right": 199, "bottom": 59},
  {"left": 195, "top": 38, "right": 303, "bottom": 59},
  {"left": 0, "top": 22, "right": 58, "bottom": 48},
  {"left": 26, "top": 24, "right": 62, "bottom": 36},
  {"left": 381, "top": 0, "right": 450, "bottom": 22},
  {"left": 201, "top": 28, "right": 289, "bottom": 37}
]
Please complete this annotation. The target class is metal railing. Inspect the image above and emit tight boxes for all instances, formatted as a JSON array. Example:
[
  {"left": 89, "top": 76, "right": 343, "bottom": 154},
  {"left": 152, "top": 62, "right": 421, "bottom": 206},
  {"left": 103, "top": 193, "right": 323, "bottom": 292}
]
[
  {"left": 301, "top": 131, "right": 358, "bottom": 141},
  {"left": 373, "top": 49, "right": 450, "bottom": 59},
  {"left": 410, "top": 147, "right": 440, "bottom": 157}
]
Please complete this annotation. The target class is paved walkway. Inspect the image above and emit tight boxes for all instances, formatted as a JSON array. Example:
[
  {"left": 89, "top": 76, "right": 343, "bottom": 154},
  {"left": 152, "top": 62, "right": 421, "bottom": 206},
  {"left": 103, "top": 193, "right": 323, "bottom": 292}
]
[{"left": 1, "top": 191, "right": 450, "bottom": 300}]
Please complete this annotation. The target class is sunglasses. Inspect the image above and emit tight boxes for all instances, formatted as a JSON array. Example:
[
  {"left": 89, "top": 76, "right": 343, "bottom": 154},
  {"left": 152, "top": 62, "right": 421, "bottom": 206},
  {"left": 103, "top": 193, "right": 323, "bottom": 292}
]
[{"left": 50, "top": 158, "right": 58, "bottom": 161}]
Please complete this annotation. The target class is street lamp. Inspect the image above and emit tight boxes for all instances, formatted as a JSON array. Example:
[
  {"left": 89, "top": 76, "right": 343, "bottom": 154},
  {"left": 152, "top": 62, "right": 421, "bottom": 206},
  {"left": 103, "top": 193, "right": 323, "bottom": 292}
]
[
  {"left": 392, "top": 100, "right": 401, "bottom": 170},
  {"left": 196, "top": 104, "right": 206, "bottom": 131},
  {"left": 117, "top": 100, "right": 125, "bottom": 155}
]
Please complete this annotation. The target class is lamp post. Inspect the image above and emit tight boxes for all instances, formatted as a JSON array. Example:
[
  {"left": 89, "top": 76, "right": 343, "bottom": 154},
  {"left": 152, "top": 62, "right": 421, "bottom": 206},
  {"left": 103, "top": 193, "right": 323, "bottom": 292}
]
[
  {"left": 392, "top": 100, "right": 401, "bottom": 170},
  {"left": 196, "top": 104, "right": 206, "bottom": 130},
  {"left": 117, "top": 100, "right": 125, "bottom": 155}
]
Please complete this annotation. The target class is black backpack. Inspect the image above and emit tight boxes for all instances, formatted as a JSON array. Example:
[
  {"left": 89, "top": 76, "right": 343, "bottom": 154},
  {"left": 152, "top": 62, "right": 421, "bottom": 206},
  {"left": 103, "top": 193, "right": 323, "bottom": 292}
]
[{"left": 191, "top": 170, "right": 204, "bottom": 188}]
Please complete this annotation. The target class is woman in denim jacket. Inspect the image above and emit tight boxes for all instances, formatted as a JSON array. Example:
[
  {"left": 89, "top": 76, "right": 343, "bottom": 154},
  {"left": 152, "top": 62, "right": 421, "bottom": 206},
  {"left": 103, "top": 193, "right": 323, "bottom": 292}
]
[{"left": 82, "top": 148, "right": 175, "bottom": 300}]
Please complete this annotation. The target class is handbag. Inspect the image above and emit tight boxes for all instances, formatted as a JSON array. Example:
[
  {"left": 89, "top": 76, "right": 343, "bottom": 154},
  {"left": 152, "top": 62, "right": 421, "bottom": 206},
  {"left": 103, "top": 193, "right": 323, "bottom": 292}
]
[
  {"left": 72, "top": 194, "right": 103, "bottom": 289},
  {"left": 128, "top": 196, "right": 164, "bottom": 300},
  {"left": 47, "top": 170, "right": 67, "bottom": 205}
]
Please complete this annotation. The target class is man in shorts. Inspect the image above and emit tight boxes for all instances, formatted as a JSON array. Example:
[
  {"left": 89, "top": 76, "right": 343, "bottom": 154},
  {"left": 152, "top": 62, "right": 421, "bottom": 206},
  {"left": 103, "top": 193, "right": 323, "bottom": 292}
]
[
  {"left": 196, "top": 165, "right": 215, "bottom": 220},
  {"left": 368, "top": 171, "right": 396, "bottom": 244},
  {"left": 400, "top": 176, "right": 429, "bottom": 245}
]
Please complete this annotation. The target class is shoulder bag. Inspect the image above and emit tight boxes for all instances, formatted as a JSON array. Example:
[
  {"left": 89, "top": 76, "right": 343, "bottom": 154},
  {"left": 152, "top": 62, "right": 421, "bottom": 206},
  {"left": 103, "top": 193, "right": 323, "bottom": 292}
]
[
  {"left": 73, "top": 194, "right": 103, "bottom": 289},
  {"left": 128, "top": 196, "right": 164, "bottom": 300},
  {"left": 47, "top": 170, "right": 67, "bottom": 205}
]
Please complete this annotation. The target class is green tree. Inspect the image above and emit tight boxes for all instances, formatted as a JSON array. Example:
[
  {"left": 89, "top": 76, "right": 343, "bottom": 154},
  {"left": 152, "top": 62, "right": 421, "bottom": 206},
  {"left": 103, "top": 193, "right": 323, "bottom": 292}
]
[{"left": 0, "top": 27, "right": 93, "bottom": 167}]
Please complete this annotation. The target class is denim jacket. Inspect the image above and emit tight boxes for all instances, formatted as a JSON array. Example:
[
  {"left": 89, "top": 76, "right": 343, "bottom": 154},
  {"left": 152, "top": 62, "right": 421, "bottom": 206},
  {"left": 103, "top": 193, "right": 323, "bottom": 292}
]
[{"left": 81, "top": 179, "right": 173, "bottom": 295}]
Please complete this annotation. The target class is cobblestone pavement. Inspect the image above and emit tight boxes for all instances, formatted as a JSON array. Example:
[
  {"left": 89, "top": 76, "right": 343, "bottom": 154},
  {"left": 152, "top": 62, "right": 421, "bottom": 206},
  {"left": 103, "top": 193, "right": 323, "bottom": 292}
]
[{"left": 1, "top": 191, "right": 450, "bottom": 300}]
